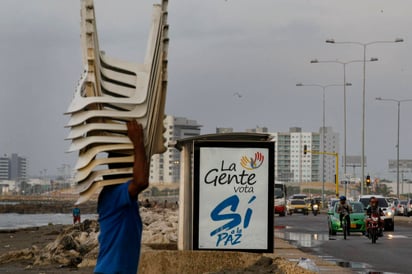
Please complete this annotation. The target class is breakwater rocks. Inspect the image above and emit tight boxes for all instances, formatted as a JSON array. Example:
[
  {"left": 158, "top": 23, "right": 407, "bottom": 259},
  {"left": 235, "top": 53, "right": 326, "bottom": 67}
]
[
  {"left": 0, "top": 207, "right": 313, "bottom": 274},
  {"left": 0, "top": 196, "right": 175, "bottom": 214},
  {"left": 0, "top": 207, "right": 179, "bottom": 268}
]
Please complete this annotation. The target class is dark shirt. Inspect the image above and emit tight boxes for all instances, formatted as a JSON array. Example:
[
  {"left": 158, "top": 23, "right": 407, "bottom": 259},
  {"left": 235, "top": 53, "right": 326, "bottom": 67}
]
[{"left": 366, "top": 206, "right": 383, "bottom": 217}]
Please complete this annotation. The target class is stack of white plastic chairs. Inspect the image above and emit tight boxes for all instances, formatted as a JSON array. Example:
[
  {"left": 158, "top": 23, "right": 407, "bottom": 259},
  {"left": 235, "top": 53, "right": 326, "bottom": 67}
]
[{"left": 65, "top": 0, "right": 169, "bottom": 204}]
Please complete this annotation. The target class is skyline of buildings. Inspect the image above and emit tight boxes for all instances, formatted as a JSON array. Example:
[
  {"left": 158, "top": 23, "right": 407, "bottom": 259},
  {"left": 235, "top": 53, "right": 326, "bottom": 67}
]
[
  {"left": 217, "top": 125, "right": 339, "bottom": 184},
  {"left": 2, "top": 115, "right": 403, "bottom": 188}
]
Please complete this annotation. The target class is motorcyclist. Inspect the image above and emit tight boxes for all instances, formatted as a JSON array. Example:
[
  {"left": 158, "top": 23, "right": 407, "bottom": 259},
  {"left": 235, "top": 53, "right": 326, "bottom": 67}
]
[
  {"left": 365, "top": 196, "right": 384, "bottom": 237},
  {"left": 337, "top": 195, "right": 352, "bottom": 236},
  {"left": 311, "top": 198, "right": 320, "bottom": 211}
]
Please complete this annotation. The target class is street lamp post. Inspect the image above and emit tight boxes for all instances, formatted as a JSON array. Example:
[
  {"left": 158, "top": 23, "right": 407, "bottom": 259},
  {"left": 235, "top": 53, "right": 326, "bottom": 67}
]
[
  {"left": 375, "top": 97, "right": 412, "bottom": 198},
  {"left": 296, "top": 82, "right": 351, "bottom": 207},
  {"left": 326, "top": 38, "right": 404, "bottom": 196},
  {"left": 310, "top": 58, "right": 378, "bottom": 189}
]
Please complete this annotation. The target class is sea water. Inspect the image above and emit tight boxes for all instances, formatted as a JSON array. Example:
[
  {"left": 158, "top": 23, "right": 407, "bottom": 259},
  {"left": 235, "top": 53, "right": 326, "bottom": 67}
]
[{"left": 0, "top": 213, "right": 98, "bottom": 230}]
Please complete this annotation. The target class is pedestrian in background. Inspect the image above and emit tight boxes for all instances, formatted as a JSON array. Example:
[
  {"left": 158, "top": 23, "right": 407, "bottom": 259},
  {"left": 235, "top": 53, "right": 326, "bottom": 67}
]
[{"left": 72, "top": 207, "right": 81, "bottom": 224}]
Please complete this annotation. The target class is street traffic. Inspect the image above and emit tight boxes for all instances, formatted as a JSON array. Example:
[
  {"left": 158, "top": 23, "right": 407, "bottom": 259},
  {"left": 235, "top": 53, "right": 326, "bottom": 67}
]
[{"left": 275, "top": 213, "right": 412, "bottom": 273}]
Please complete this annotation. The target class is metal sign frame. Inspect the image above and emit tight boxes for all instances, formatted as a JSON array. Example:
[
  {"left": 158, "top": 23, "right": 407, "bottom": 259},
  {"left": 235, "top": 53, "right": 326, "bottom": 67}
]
[
  {"left": 193, "top": 140, "right": 274, "bottom": 252},
  {"left": 388, "top": 160, "right": 412, "bottom": 172}
]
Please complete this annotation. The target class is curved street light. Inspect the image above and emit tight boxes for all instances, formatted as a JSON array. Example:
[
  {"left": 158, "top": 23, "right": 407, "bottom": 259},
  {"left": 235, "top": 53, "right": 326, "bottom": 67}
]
[
  {"left": 326, "top": 38, "right": 404, "bottom": 196},
  {"left": 375, "top": 97, "right": 412, "bottom": 198},
  {"left": 310, "top": 58, "right": 378, "bottom": 191},
  {"left": 296, "top": 82, "right": 352, "bottom": 207}
]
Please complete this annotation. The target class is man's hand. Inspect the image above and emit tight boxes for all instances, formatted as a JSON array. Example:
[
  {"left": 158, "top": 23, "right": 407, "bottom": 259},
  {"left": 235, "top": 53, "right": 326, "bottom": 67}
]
[
  {"left": 127, "top": 120, "right": 144, "bottom": 148},
  {"left": 126, "top": 120, "right": 149, "bottom": 198}
]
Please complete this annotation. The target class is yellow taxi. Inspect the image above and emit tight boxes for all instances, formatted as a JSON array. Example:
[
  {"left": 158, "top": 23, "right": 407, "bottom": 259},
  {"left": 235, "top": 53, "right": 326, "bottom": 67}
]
[{"left": 287, "top": 199, "right": 309, "bottom": 215}]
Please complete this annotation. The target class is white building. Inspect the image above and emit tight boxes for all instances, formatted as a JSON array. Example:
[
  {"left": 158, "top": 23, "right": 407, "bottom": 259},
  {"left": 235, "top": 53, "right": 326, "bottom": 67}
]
[
  {"left": 0, "top": 153, "right": 27, "bottom": 181},
  {"left": 149, "top": 115, "right": 202, "bottom": 184},
  {"left": 0, "top": 180, "right": 15, "bottom": 194},
  {"left": 271, "top": 127, "right": 339, "bottom": 183},
  {"left": 246, "top": 126, "right": 268, "bottom": 133},
  {"left": 320, "top": 126, "right": 339, "bottom": 183}
]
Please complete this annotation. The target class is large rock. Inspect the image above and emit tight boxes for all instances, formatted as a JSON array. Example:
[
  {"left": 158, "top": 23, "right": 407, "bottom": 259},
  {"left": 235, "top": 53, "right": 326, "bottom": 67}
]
[
  {"left": 0, "top": 247, "right": 39, "bottom": 264},
  {"left": 33, "top": 219, "right": 99, "bottom": 267}
]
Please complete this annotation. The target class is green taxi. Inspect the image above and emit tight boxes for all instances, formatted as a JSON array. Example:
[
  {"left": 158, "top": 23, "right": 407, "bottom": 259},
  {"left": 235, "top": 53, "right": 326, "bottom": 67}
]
[{"left": 327, "top": 201, "right": 366, "bottom": 235}]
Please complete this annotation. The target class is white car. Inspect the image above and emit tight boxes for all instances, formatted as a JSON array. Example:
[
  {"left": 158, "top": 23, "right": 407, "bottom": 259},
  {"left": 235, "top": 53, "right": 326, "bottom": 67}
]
[
  {"left": 358, "top": 195, "right": 394, "bottom": 231},
  {"left": 385, "top": 197, "right": 400, "bottom": 215},
  {"left": 404, "top": 199, "right": 412, "bottom": 217},
  {"left": 398, "top": 200, "right": 407, "bottom": 216},
  {"left": 328, "top": 198, "right": 339, "bottom": 212}
]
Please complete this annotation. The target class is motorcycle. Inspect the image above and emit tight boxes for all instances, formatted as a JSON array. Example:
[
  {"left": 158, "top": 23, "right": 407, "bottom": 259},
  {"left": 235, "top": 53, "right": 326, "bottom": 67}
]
[
  {"left": 312, "top": 204, "right": 319, "bottom": 216},
  {"left": 366, "top": 214, "right": 380, "bottom": 244}
]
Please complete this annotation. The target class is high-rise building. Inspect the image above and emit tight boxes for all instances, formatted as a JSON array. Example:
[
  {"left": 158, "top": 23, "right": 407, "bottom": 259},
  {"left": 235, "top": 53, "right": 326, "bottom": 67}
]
[
  {"left": 216, "top": 127, "right": 233, "bottom": 133},
  {"left": 319, "top": 126, "right": 339, "bottom": 183},
  {"left": 272, "top": 131, "right": 292, "bottom": 182},
  {"left": 272, "top": 127, "right": 320, "bottom": 182},
  {"left": 150, "top": 115, "right": 202, "bottom": 184},
  {"left": 0, "top": 153, "right": 27, "bottom": 181},
  {"left": 0, "top": 156, "right": 10, "bottom": 180},
  {"left": 246, "top": 126, "right": 268, "bottom": 133},
  {"left": 271, "top": 127, "right": 338, "bottom": 183}
]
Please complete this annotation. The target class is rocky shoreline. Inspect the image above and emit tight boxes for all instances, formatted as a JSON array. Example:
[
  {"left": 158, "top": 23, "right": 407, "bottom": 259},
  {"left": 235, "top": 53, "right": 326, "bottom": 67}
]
[
  {"left": 0, "top": 196, "right": 173, "bottom": 214},
  {"left": 0, "top": 207, "right": 314, "bottom": 273},
  {"left": 0, "top": 197, "right": 97, "bottom": 214}
]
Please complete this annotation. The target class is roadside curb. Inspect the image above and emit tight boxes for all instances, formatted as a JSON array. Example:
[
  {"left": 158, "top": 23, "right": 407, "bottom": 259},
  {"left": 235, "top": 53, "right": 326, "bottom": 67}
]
[
  {"left": 394, "top": 216, "right": 412, "bottom": 223},
  {"left": 274, "top": 237, "right": 353, "bottom": 273}
]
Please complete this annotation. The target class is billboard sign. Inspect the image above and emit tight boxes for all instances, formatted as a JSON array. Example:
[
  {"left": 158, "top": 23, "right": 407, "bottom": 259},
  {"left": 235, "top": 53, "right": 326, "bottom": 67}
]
[
  {"left": 388, "top": 160, "right": 412, "bottom": 172},
  {"left": 193, "top": 141, "right": 274, "bottom": 252},
  {"left": 345, "top": 155, "right": 367, "bottom": 167}
]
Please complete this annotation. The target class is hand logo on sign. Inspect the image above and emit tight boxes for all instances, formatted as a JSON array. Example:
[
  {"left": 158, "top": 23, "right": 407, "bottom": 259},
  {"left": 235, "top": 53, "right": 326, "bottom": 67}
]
[{"left": 240, "top": 152, "right": 264, "bottom": 170}]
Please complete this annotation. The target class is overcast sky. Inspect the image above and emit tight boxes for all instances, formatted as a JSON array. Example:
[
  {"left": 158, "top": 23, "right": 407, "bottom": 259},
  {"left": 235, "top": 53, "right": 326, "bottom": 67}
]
[{"left": 1, "top": 0, "right": 412, "bottom": 180}]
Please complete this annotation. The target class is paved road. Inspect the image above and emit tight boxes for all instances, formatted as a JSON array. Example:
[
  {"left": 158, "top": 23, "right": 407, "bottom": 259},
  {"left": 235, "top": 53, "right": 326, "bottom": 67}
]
[{"left": 275, "top": 213, "right": 412, "bottom": 273}]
